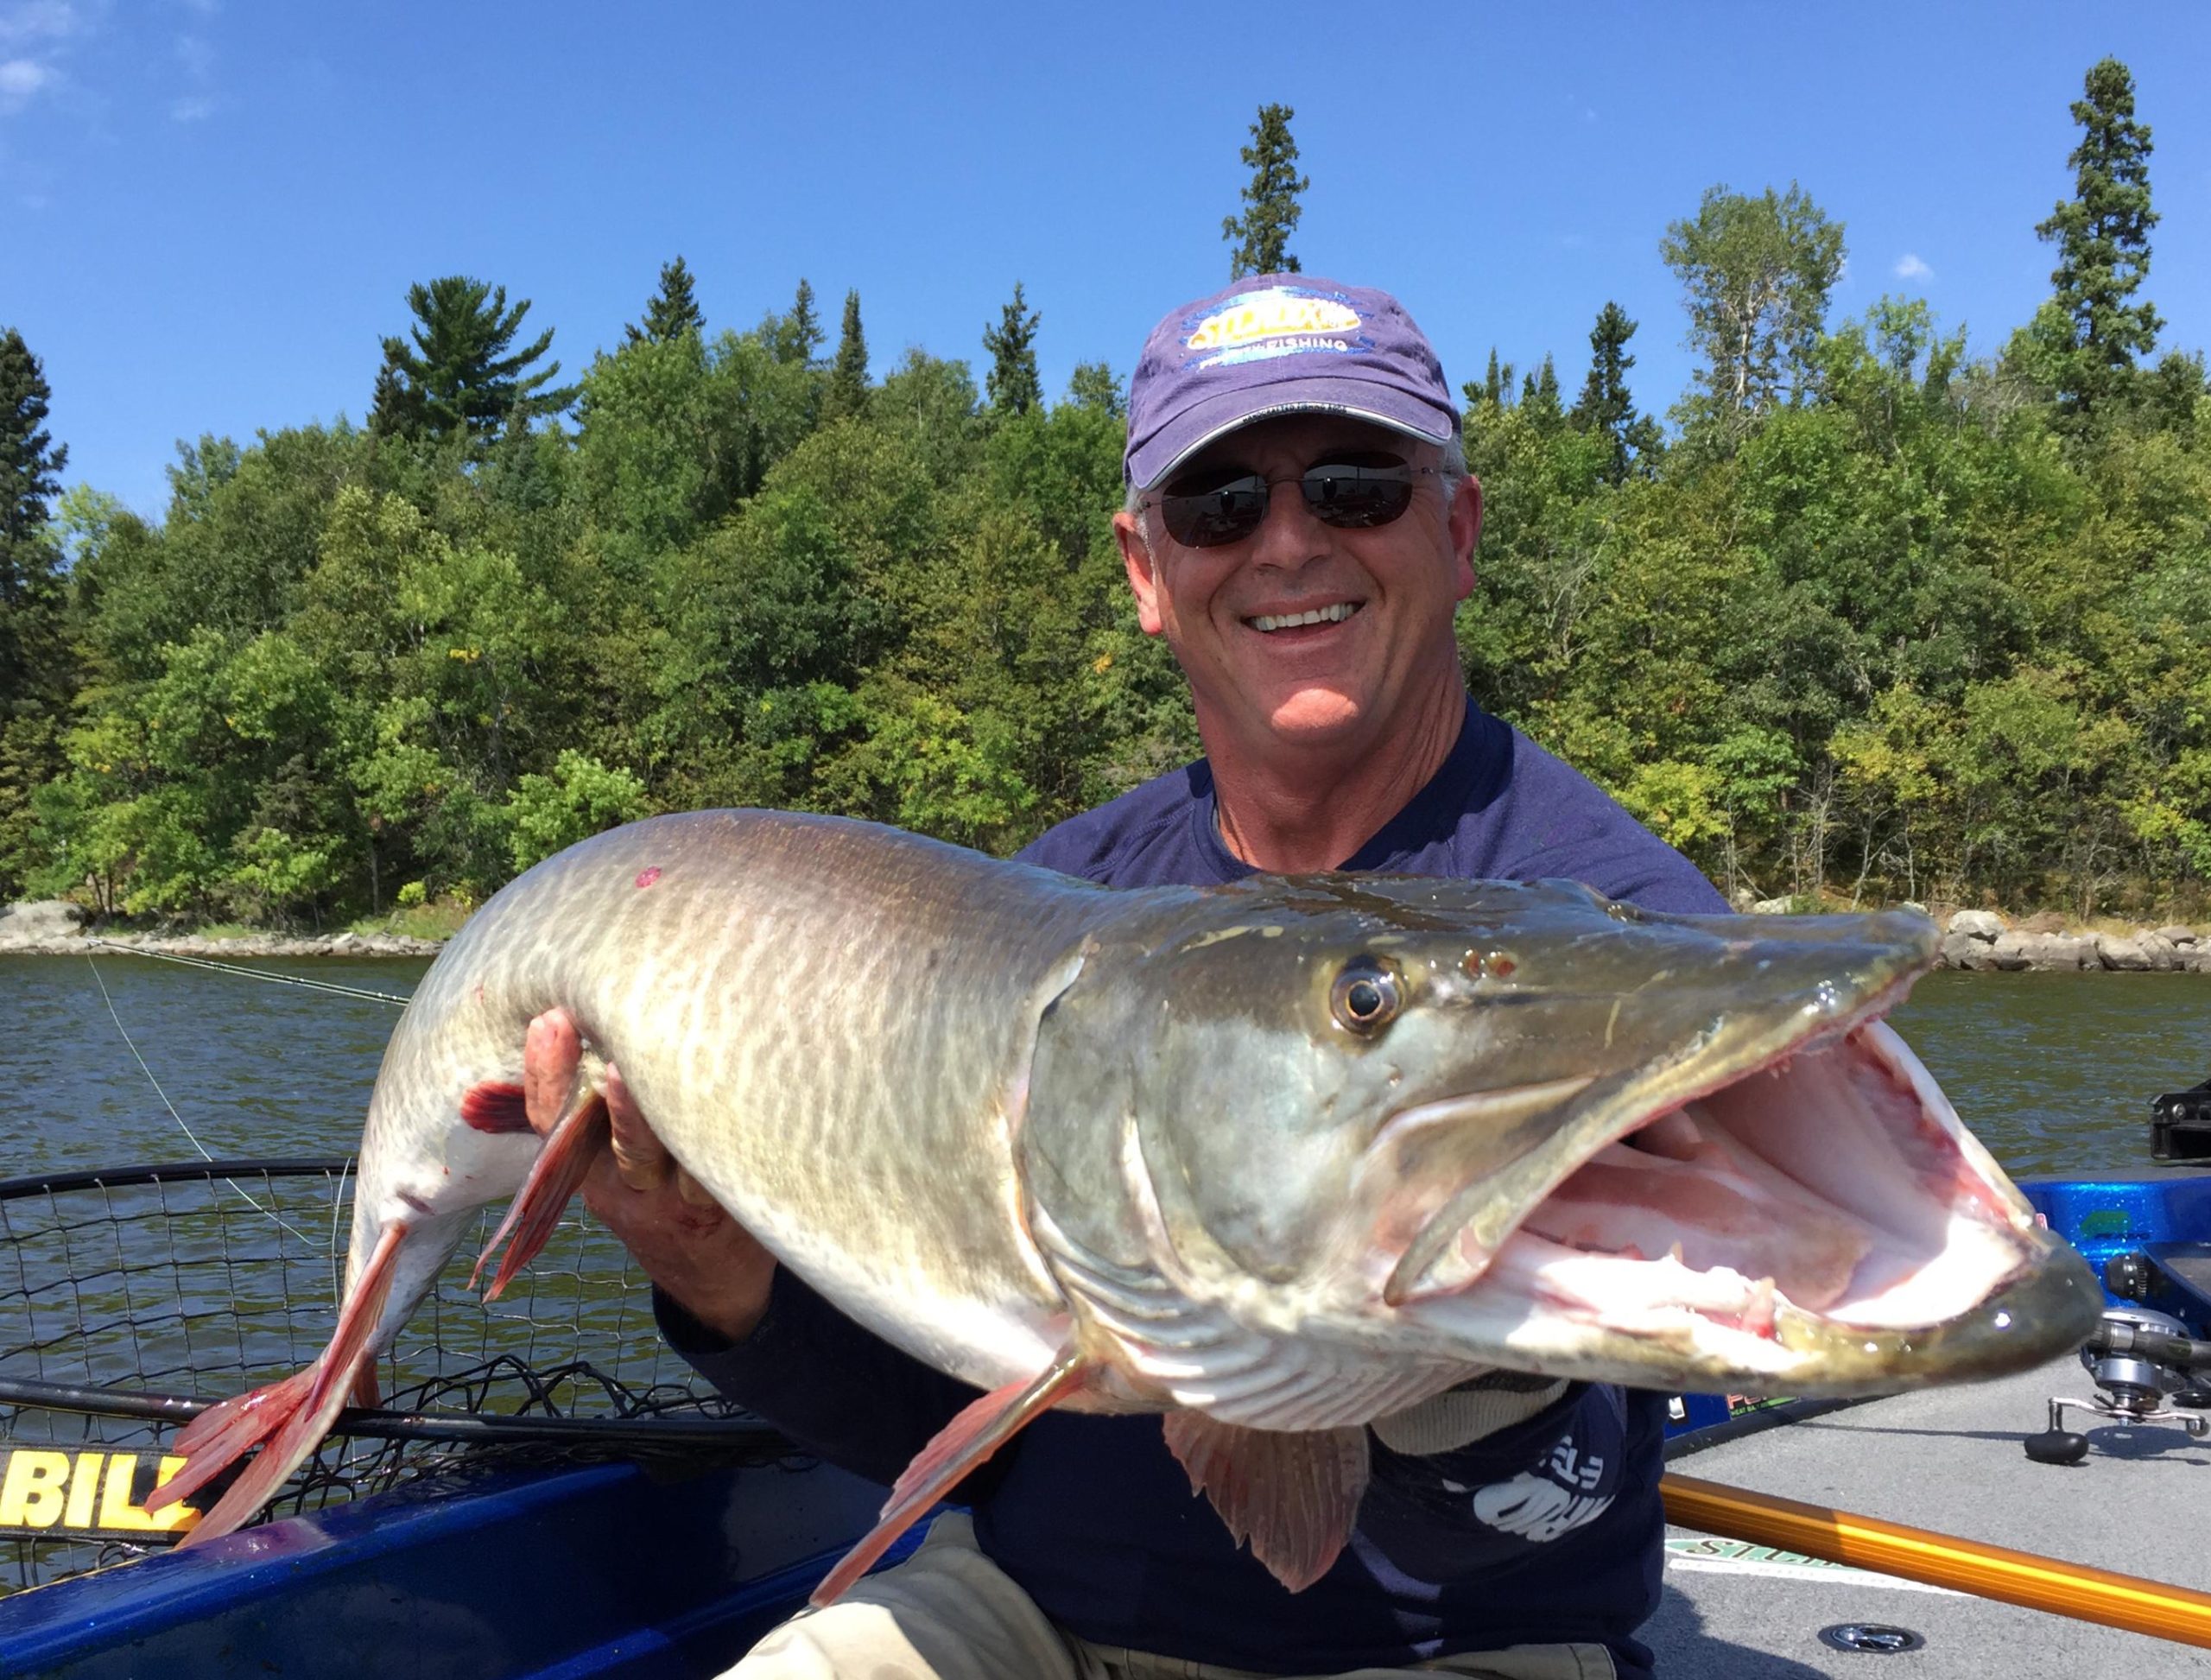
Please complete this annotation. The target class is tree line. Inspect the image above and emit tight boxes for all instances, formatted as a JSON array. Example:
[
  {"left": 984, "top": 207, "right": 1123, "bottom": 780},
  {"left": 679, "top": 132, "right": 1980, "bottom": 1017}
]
[{"left": 0, "top": 67, "right": 2204, "bottom": 928}]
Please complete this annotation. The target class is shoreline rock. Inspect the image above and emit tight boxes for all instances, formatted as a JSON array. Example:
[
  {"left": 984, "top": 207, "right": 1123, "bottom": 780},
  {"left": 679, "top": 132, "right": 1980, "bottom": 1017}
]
[
  {"left": 5, "top": 898, "right": 2205, "bottom": 972},
  {"left": 1937, "top": 911, "right": 2208, "bottom": 973},
  {"left": 0, "top": 902, "right": 439, "bottom": 959}
]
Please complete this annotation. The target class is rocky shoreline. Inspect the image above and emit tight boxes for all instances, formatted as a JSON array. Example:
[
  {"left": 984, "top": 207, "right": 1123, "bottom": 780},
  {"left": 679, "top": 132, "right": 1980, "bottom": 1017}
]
[
  {"left": 2, "top": 897, "right": 2203, "bottom": 971},
  {"left": 1934, "top": 909, "right": 2208, "bottom": 973},
  {"left": 0, "top": 900, "right": 440, "bottom": 959}
]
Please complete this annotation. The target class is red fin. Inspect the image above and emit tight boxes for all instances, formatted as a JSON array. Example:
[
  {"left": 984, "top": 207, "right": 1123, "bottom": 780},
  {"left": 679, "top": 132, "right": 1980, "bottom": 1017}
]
[
  {"left": 459, "top": 1081, "right": 531, "bottom": 1134},
  {"left": 809, "top": 1346, "right": 1091, "bottom": 1607},
  {"left": 165, "top": 1367, "right": 314, "bottom": 1475},
  {"left": 1162, "top": 1412, "right": 1369, "bottom": 1592},
  {"left": 161, "top": 1221, "right": 409, "bottom": 1541},
  {"left": 470, "top": 1093, "right": 610, "bottom": 1300}
]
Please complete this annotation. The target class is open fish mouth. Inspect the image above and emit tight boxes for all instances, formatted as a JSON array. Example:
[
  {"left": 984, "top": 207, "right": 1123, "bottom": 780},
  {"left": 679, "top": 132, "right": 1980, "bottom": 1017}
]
[{"left": 1386, "top": 992, "right": 2101, "bottom": 1394}]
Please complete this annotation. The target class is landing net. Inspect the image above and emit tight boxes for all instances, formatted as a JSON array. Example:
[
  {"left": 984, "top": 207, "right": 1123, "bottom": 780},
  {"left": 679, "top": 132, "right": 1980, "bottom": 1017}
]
[{"left": 0, "top": 1158, "right": 795, "bottom": 1594}]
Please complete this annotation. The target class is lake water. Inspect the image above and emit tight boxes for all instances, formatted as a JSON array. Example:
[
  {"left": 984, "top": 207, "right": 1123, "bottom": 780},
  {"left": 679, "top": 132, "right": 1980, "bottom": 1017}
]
[
  {"left": 4, "top": 959, "right": 2211, "bottom": 1184},
  {"left": 3, "top": 954, "right": 2206, "bottom": 1183}
]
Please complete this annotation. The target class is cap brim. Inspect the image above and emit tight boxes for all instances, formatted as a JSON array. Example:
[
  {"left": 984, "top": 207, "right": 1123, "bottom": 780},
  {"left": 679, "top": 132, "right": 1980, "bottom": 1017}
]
[{"left": 1128, "top": 375, "right": 1456, "bottom": 491}]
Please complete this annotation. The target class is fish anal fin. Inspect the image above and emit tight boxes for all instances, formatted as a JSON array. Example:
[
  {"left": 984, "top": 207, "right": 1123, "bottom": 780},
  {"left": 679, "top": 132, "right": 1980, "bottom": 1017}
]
[
  {"left": 1162, "top": 1411, "right": 1370, "bottom": 1593},
  {"left": 809, "top": 1345, "right": 1092, "bottom": 1608},
  {"left": 471, "top": 1092, "right": 611, "bottom": 1299},
  {"left": 160, "top": 1220, "right": 409, "bottom": 1541}
]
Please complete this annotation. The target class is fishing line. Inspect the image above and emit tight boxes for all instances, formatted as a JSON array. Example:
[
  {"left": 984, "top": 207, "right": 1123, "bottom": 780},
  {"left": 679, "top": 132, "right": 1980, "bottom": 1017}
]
[
  {"left": 83, "top": 954, "right": 321, "bottom": 1249},
  {"left": 84, "top": 938, "right": 413, "bottom": 1006}
]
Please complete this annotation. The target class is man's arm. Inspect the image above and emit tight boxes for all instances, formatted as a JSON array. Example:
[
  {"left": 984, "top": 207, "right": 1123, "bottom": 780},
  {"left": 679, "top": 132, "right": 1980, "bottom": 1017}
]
[{"left": 523, "top": 1010, "right": 986, "bottom": 1489}]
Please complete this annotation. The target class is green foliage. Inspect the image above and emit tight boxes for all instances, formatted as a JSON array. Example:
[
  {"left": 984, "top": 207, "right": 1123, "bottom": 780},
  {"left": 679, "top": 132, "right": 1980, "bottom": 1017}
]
[
  {"left": 0, "top": 326, "right": 72, "bottom": 894},
  {"left": 1661, "top": 182, "right": 1846, "bottom": 440},
  {"left": 1222, "top": 104, "right": 1308, "bottom": 278},
  {"left": 371, "top": 276, "right": 578, "bottom": 441},
  {"left": 2037, "top": 58, "right": 2160, "bottom": 425},
  {"left": 18, "top": 104, "right": 2211, "bottom": 929},
  {"left": 625, "top": 256, "right": 706, "bottom": 346},
  {"left": 506, "top": 749, "right": 649, "bottom": 872},
  {"left": 983, "top": 282, "right": 1042, "bottom": 418}
]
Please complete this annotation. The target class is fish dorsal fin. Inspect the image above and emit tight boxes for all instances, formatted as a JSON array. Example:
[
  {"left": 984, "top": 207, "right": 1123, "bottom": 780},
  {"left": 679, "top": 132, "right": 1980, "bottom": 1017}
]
[
  {"left": 810, "top": 1345, "right": 1092, "bottom": 1607},
  {"left": 1162, "top": 1411, "right": 1370, "bottom": 1592}
]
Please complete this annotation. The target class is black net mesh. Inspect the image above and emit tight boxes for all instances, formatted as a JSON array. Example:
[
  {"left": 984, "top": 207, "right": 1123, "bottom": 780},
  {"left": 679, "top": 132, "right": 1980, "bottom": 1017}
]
[{"left": 0, "top": 1159, "right": 795, "bottom": 1594}]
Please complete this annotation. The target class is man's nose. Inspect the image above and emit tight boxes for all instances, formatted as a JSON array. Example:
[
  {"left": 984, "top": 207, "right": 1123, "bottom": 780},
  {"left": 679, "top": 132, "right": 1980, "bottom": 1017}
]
[{"left": 1245, "top": 476, "right": 1327, "bottom": 567}]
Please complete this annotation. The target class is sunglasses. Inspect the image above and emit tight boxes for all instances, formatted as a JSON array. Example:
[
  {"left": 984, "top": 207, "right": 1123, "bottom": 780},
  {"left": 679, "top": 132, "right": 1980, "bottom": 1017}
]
[{"left": 1145, "top": 453, "right": 1441, "bottom": 549}]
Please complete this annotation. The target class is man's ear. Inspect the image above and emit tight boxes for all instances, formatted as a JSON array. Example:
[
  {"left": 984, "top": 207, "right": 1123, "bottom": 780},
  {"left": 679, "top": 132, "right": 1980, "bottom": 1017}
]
[
  {"left": 1114, "top": 510, "right": 1167, "bottom": 637},
  {"left": 1448, "top": 474, "right": 1482, "bottom": 601}
]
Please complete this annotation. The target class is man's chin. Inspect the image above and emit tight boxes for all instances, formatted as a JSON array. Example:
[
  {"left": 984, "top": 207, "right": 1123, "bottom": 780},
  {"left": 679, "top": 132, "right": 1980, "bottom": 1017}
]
[{"left": 1263, "top": 690, "right": 1366, "bottom": 742}]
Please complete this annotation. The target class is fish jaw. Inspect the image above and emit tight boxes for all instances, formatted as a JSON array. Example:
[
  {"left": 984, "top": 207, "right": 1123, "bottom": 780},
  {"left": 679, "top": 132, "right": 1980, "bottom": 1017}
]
[{"left": 1384, "top": 1017, "right": 2100, "bottom": 1397}]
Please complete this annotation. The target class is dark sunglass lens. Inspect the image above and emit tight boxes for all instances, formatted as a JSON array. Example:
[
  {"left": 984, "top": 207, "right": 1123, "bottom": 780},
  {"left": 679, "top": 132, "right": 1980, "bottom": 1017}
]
[
  {"left": 1162, "top": 476, "right": 1268, "bottom": 547},
  {"left": 1301, "top": 463, "right": 1414, "bottom": 529}
]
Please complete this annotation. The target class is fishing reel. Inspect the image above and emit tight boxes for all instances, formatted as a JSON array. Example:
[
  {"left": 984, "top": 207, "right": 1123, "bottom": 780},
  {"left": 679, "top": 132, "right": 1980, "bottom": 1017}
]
[{"left": 2024, "top": 1253, "right": 2211, "bottom": 1465}]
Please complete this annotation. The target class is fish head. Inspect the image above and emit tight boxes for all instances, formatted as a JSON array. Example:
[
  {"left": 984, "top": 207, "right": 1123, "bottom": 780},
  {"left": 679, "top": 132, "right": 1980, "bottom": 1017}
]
[{"left": 1020, "top": 877, "right": 2098, "bottom": 1417}]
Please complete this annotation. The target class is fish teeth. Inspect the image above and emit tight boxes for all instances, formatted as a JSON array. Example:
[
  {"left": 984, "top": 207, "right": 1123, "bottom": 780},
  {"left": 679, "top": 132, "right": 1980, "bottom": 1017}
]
[{"left": 1251, "top": 603, "right": 1357, "bottom": 632}]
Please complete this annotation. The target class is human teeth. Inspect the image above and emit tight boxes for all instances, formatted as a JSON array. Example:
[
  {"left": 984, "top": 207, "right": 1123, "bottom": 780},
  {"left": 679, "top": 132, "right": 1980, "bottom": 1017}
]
[{"left": 1251, "top": 604, "right": 1357, "bottom": 632}]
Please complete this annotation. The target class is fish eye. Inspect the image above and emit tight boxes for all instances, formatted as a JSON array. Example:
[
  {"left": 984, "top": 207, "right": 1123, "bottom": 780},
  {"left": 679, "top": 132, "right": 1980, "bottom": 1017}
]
[{"left": 1330, "top": 959, "right": 1402, "bottom": 1034}]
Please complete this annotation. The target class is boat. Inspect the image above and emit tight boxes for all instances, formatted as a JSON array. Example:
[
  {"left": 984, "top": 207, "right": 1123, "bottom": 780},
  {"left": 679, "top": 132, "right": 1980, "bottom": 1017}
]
[{"left": 6, "top": 1144, "right": 2211, "bottom": 1677}]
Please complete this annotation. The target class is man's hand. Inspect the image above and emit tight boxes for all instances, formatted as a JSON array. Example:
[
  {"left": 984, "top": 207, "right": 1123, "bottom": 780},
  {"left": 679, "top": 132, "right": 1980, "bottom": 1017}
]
[{"left": 523, "top": 1008, "right": 778, "bottom": 1343}]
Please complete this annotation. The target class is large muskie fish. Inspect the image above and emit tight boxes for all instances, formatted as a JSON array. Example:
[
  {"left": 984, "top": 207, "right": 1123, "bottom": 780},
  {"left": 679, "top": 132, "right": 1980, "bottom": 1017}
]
[{"left": 156, "top": 810, "right": 2098, "bottom": 1593}]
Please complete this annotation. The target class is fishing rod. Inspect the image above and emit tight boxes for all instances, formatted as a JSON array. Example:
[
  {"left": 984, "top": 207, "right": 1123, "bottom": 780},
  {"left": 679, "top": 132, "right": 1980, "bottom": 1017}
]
[{"left": 83, "top": 938, "right": 413, "bottom": 1006}]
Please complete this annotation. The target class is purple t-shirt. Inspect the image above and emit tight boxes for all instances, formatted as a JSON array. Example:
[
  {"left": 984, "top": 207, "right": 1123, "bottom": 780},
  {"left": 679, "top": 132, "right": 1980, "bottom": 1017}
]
[{"left": 669, "top": 697, "right": 1723, "bottom": 1677}]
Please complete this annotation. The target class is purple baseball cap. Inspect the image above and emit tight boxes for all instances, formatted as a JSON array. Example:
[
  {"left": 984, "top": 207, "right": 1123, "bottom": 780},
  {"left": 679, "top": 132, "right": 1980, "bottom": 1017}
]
[{"left": 1124, "top": 275, "right": 1460, "bottom": 491}]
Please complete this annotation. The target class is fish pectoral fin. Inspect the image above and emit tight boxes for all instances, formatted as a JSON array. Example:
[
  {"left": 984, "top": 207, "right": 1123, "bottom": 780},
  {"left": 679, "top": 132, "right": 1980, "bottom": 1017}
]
[
  {"left": 156, "top": 1220, "right": 409, "bottom": 1544},
  {"left": 809, "top": 1344, "right": 1093, "bottom": 1608},
  {"left": 1162, "top": 1411, "right": 1370, "bottom": 1593},
  {"left": 470, "top": 1090, "right": 611, "bottom": 1299}
]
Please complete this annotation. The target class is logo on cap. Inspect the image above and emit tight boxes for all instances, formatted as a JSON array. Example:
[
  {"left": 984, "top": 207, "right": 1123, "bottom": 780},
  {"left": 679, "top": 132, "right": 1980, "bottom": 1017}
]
[{"left": 1184, "top": 287, "right": 1365, "bottom": 370}]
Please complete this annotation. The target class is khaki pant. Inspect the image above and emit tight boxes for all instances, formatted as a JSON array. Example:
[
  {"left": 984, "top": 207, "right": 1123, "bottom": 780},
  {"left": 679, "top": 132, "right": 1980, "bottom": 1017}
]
[{"left": 726, "top": 1513, "right": 1617, "bottom": 1680}]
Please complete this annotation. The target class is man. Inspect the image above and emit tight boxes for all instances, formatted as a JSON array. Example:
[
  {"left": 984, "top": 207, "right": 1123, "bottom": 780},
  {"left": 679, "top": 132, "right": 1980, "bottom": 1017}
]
[{"left": 529, "top": 276, "right": 1723, "bottom": 1678}]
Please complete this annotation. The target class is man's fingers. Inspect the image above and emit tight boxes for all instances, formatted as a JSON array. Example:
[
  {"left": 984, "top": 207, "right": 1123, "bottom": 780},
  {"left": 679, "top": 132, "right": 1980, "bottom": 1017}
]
[
  {"left": 523, "top": 1009, "right": 583, "bottom": 1138},
  {"left": 602, "top": 1062, "right": 674, "bottom": 1193}
]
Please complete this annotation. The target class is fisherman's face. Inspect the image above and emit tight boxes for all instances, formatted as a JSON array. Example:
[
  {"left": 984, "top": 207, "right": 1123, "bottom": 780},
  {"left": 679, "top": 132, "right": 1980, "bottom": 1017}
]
[{"left": 1115, "top": 415, "right": 1480, "bottom": 764}]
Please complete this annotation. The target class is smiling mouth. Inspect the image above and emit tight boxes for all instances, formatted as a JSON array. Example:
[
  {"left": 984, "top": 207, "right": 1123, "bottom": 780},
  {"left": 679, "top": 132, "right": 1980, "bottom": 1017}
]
[{"left": 1249, "top": 603, "right": 1360, "bottom": 633}]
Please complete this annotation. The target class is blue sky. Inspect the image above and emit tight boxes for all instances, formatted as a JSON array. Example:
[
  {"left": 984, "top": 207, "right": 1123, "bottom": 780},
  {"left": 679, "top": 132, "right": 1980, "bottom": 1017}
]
[{"left": 4, "top": 2, "right": 2208, "bottom": 519}]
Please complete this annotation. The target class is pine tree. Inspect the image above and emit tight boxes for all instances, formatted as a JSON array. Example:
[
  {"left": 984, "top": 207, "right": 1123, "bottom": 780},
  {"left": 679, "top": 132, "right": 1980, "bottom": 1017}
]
[
  {"left": 1222, "top": 104, "right": 1308, "bottom": 278},
  {"left": 624, "top": 255, "right": 706, "bottom": 346},
  {"left": 822, "top": 289, "right": 871, "bottom": 422},
  {"left": 0, "top": 326, "right": 67, "bottom": 662},
  {"left": 0, "top": 326, "right": 70, "bottom": 895},
  {"left": 1462, "top": 348, "right": 1518, "bottom": 414},
  {"left": 1570, "top": 301, "right": 1652, "bottom": 485},
  {"left": 1519, "top": 356, "right": 1564, "bottom": 428},
  {"left": 772, "top": 278, "right": 824, "bottom": 366},
  {"left": 2036, "top": 57, "right": 2161, "bottom": 422},
  {"left": 370, "top": 276, "right": 577, "bottom": 441},
  {"left": 983, "top": 282, "right": 1042, "bottom": 417}
]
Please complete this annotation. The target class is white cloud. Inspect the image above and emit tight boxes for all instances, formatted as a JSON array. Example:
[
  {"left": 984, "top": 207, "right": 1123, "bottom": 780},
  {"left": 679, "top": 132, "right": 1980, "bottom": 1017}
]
[
  {"left": 174, "top": 30, "right": 210, "bottom": 77},
  {"left": 0, "top": 54, "right": 48, "bottom": 110},
  {"left": 169, "top": 91, "right": 210, "bottom": 120},
  {"left": 1894, "top": 253, "right": 1934, "bottom": 282}
]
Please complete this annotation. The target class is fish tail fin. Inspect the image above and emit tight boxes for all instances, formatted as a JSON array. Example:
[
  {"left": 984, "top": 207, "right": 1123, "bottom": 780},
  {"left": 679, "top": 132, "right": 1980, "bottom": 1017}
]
[
  {"left": 810, "top": 1345, "right": 1092, "bottom": 1608},
  {"left": 158, "top": 1220, "right": 409, "bottom": 1544},
  {"left": 469, "top": 1091, "right": 611, "bottom": 1300}
]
